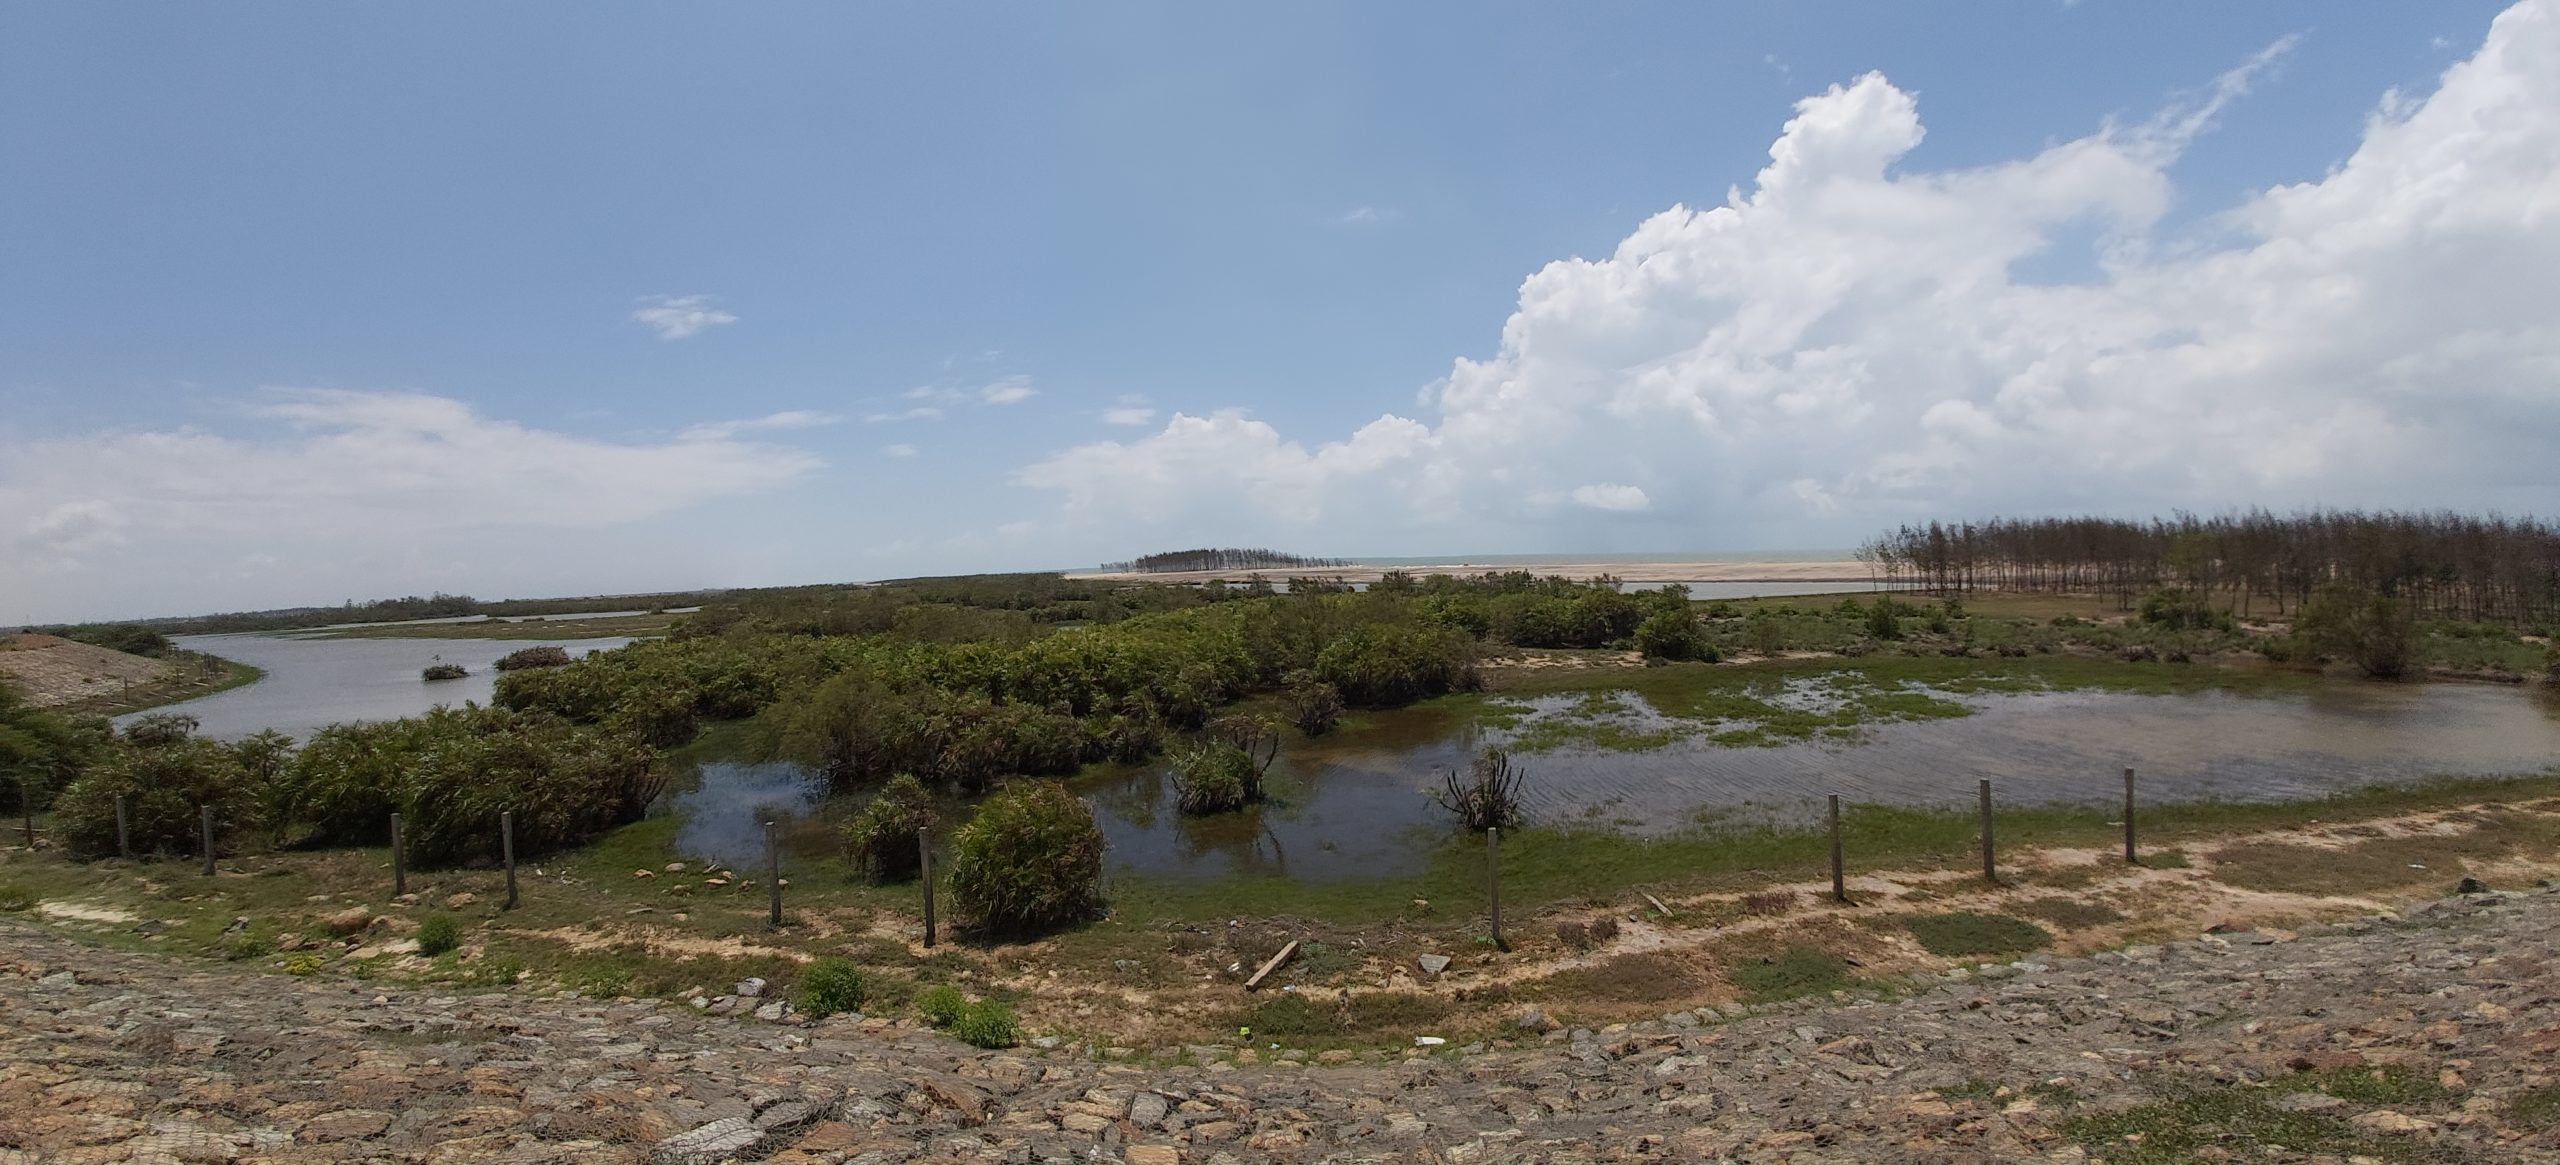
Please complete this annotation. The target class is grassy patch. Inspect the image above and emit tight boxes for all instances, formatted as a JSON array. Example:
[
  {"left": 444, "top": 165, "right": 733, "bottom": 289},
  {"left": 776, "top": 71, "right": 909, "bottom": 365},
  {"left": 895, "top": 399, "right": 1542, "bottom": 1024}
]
[
  {"left": 2062, "top": 1078, "right": 2425, "bottom": 1164},
  {"left": 2014, "top": 896, "right": 2125, "bottom": 930},
  {"left": 2272, "top": 1064, "right": 2446, "bottom": 1108},
  {"left": 1727, "top": 945, "right": 1855, "bottom": 1002},
  {"left": 1233, "top": 991, "right": 1457, "bottom": 1044},
  {"left": 2508, "top": 1083, "right": 2560, "bottom": 1132},
  {"left": 0, "top": 881, "right": 35, "bottom": 912},
  {"left": 1531, "top": 952, "right": 1702, "bottom": 1005},
  {"left": 1904, "top": 912, "right": 2053, "bottom": 959},
  {"left": 2209, "top": 811, "right": 2560, "bottom": 896}
]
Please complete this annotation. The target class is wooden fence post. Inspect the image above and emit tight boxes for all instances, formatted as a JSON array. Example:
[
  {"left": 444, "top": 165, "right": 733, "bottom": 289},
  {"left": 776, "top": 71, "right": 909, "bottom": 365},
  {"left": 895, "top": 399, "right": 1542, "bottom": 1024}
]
[
  {"left": 17, "top": 778, "right": 31, "bottom": 850},
  {"left": 919, "top": 827, "right": 936, "bottom": 948},
  {"left": 390, "top": 812, "right": 407, "bottom": 897},
  {"left": 765, "top": 820, "right": 783, "bottom": 929},
  {"left": 1487, "top": 826, "right": 1505, "bottom": 950},
  {"left": 198, "top": 804, "right": 215, "bottom": 876},
  {"left": 114, "top": 795, "right": 131, "bottom": 860},
  {"left": 1828, "top": 793, "right": 1848, "bottom": 903},
  {"left": 2122, "top": 767, "right": 2137, "bottom": 864},
  {"left": 501, "top": 811, "right": 518, "bottom": 910},
  {"left": 1978, "top": 779, "right": 1996, "bottom": 885}
]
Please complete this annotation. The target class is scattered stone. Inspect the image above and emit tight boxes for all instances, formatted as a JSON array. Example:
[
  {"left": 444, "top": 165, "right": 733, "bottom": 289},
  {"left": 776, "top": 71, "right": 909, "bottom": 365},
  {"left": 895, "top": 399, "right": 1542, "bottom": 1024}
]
[
  {"left": 317, "top": 907, "right": 372, "bottom": 937},
  {"left": 1416, "top": 954, "right": 1451, "bottom": 975},
  {"left": 735, "top": 977, "right": 767, "bottom": 998},
  {"left": 653, "top": 1117, "right": 763, "bottom": 1164}
]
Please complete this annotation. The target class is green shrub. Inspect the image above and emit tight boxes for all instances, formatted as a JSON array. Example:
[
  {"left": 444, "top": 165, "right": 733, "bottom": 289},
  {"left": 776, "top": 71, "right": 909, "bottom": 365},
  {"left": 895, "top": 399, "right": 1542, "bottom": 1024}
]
[
  {"left": 53, "top": 718, "right": 267, "bottom": 860},
  {"left": 416, "top": 913, "right": 462, "bottom": 957},
  {"left": 284, "top": 952, "right": 326, "bottom": 976},
  {"left": 1865, "top": 599, "right": 1906, "bottom": 641},
  {"left": 218, "top": 929, "right": 274, "bottom": 960},
  {"left": 950, "top": 1000, "right": 1020, "bottom": 1048},
  {"left": 1633, "top": 611, "right": 1715, "bottom": 662},
  {"left": 1170, "top": 743, "right": 1261, "bottom": 815},
  {"left": 947, "top": 781, "right": 1105, "bottom": 935},
  {"left": 917, "top": 983, "right": 970, "bottom": 1027},
  {"left": 1314, "top": 624, "right": 1477, "bottom": 707},
  {"left": 794, "top": 956, "right": 865, "bottom": 1018},
  {"left": 1905, "top": 912, "right": 2052, "bottom": 959},
  {"left": 842, "top": 774, "right": 936, "bottom": 883},
  {"left": 492, "top": 645, "right": 573, "bottom": 671},
  {"left": 0, "top": 882, "right": 36, "bottom": 912},
  {"left": 1284, "top": 675, "right": 1343, "bottom": 736},
  {"left": 421, "top": 664, "right": 467, "bottom": 681}
]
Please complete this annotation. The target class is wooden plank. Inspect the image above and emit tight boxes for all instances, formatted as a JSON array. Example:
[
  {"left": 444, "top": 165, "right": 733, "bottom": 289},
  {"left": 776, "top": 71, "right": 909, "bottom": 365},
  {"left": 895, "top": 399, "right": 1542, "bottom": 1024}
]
[
  {"left": 1641, "top": 891, "right": 1674, "bottom": 918},
  {"left": 1244, "top": 940, "right": 1299, "bottom": 991}
]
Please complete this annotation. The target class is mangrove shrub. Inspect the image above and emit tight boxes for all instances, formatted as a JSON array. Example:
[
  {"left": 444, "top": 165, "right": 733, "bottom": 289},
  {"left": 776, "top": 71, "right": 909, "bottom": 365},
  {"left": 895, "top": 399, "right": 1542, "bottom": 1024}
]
[
  {"left": 842, "top": 773, "right": 936, "bottom": 883},
  {"left": 947, "top": 781, "right": 1104, "bottom": 935}
]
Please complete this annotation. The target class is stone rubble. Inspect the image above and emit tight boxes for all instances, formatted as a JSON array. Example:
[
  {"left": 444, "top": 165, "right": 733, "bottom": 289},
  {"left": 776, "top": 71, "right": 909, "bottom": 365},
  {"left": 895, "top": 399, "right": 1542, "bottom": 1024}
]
[{"left": 5, "top": 889, "right": 2560, "bottom": 1163}]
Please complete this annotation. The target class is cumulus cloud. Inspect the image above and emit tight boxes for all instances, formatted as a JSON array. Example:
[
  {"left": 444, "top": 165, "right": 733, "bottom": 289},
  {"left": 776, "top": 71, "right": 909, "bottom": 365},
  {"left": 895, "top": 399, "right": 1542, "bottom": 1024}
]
[
  {"left": 1102, "top": 395, "right": 1156, "bottom": 426},
  {"left": 1, "top": 389, "right": 822, "bottom": 616},
  {"left": 1023, "top": 1, "right": 2560, "bottom": 541},
  {"left": 630, "top": 294, "right": 739, "bottom": 340},
  {"left": 884, "top": 443, "right": 919, "bottom": 458}
]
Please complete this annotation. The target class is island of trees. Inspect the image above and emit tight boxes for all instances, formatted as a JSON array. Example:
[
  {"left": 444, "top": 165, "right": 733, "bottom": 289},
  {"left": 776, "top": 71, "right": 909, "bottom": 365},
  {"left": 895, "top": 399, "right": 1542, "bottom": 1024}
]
[{"left": 1099, "top": 548, "right": 1348, "bottom": 573}]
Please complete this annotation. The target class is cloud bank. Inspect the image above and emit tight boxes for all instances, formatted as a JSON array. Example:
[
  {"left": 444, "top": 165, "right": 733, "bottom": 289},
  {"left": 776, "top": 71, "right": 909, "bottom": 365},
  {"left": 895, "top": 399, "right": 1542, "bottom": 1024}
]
[
  {"left": 2, "top": 390, "right": 821, "bottom": 619},
  {"left": 1023, "top": 1, "right": 2560, "bottom": 544}
]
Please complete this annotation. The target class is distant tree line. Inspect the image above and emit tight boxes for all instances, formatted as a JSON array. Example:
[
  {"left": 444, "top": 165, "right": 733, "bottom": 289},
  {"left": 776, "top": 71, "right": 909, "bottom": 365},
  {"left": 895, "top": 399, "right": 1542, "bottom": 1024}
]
[
  {"left": 1859, "top": 510, "right": 2560, "bottom": 629},
  {"left": 1102, "top": 548, "right": 1349, "bottom": 573}
]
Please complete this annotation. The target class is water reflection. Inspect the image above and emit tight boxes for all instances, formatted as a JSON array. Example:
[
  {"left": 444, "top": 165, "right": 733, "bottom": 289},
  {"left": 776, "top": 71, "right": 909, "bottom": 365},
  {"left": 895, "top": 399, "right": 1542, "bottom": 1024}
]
[
  {"left": 672, "top": 679, "right": 2560, "bottom": 886},
  {"left": 668, "top": 761, "right": 825, "bottom": 870},
  {"left": 125, "top": 633, "right": 637, "bottom": 740}
]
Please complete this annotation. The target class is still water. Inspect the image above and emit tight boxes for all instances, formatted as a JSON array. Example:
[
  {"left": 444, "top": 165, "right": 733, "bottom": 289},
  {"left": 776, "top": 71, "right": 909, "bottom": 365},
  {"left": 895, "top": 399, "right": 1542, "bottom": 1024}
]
[
  {"left": 120, "top": 633, "right": 636, "bottom": 740},
  {"left": 668, "top": 679, "right": 2560, "bottom": 881}
]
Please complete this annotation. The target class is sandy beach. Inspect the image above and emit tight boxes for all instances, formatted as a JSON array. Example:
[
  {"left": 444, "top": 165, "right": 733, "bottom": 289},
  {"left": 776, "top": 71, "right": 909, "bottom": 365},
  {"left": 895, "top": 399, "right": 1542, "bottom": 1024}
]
[{"left": 1068, "top": 558, "right": 1878, "bottom": 586}]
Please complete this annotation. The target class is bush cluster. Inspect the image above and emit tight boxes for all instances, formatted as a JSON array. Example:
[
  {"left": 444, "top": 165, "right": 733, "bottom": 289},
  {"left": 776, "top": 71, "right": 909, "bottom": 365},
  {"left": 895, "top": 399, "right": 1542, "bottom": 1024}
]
[
  {"left": 416, "top": 913, "right": 462, "bottom": 956},
  {"left": 841, "top": 774, "right": 936, "bottom": 883},
  {"left": 793, "top": 957, "right": 864, "bottom": 1018},
  {"left": 946, "top": 782, "right": 1105, "bottom": 935},
  {"left": 913, "top": 984, "right": 1017, "bottom": 1048},
  {"left": 492, "top": 645, "right": 573, "bottom": 671}
]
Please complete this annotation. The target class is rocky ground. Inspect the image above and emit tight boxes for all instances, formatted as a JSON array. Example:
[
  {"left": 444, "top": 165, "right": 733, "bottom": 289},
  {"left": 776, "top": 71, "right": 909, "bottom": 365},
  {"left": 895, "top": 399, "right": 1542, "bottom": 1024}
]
[{"left": 7, "top": 885, "right": 2560, "bottom": 1164}]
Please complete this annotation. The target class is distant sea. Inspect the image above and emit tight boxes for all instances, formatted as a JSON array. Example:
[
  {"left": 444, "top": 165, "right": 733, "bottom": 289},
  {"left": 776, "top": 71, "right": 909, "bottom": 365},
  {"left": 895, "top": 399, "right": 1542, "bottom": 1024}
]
[{"left": 1344, "top": 549, "right": 1859, "bottom": 567}]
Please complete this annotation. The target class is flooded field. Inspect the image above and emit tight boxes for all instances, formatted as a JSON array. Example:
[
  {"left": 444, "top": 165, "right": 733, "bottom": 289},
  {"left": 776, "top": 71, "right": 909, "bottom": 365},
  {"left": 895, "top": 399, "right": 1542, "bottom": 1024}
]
[
  {"left": 668, "top": 677, "right": 2560, "bottom": 882},
  {"left": 120, "top": 632, "right": 636, "bottom": 740}
]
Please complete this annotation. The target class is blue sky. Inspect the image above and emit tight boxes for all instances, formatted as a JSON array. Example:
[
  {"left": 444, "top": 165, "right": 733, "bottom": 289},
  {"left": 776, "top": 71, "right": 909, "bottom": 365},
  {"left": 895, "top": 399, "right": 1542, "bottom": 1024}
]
[{"left": 3, "top": 1, "right": 2549, "bottom": 622}]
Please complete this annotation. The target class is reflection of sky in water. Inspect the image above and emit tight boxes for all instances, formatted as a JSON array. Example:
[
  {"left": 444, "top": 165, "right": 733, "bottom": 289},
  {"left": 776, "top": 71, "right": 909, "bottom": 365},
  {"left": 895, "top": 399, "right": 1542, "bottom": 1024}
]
[
  {"left": 670, "top": 761, "right": 823, "bottom": 870},
  {"left": 134, "top": 634, "right": 636, "bottom": 741},
  {"left": 670, "top": 681, "right": 2560, "bottom": 886}
]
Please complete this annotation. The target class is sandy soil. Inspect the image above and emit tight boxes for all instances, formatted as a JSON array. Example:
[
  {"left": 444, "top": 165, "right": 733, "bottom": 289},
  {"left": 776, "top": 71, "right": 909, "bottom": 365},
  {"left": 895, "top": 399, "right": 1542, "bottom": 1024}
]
[
  {"left": 1069, "top": 559, "right": 1880, "bottom": 586},
  {"left": 0, "top": 634, "right": 169, "bottom": 707}
]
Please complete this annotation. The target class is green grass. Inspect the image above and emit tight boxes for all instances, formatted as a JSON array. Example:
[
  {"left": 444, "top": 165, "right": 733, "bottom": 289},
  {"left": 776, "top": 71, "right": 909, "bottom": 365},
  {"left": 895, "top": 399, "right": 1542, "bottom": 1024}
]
[
  {"left": 2508, "top": 1083, "right": 2560, "bottom": 1132},
  {"left": 1903, "top": 912, "right": 2053, "bottom": 959},
  {"left": 1728, "top": 945, "right": 1857, "bottom": 1002},
  {"left": 56, "top": 651, "right": 266, "bottom": 718},
  {"left": 0, "top": 881, "right": 35, "bottom": 912},
  {"left": 2065, "top": 1068, "right": 2452, "bottom": 1164}
]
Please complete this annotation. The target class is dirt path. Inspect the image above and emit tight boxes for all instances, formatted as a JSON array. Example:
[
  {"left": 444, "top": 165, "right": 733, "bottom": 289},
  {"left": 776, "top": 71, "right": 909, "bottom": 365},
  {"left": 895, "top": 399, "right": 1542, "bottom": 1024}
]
[{"left": 8, "top": 883, "right": 2560, "bottom": 1163}]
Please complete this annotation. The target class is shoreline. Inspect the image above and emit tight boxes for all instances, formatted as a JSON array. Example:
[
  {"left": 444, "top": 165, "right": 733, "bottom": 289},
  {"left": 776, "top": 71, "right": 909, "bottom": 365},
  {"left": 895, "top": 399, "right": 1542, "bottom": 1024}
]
[{"left": 1068, "top": 558, "right": 1883, "bottom": 586}]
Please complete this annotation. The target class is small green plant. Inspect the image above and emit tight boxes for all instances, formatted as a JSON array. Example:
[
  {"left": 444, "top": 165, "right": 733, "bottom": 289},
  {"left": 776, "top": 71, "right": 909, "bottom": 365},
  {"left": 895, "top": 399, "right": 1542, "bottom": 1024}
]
[
  {"left": 416, "top": 913, "right": 463, "bottom": 957},
  {"left": 284, "top": 952, "right": 326, "bottom": 976},
  {"left": 2144, "top": 849, "right": 2192, "bottom": 869},
  {"left": 1170, "top": 743, "right": 1261, "bottom": 815},
  {"left": 794, "top": 956, "right": 865, "bottom": 1018},
  {"left": 1905, "top": 912, "right": 2052, "bottom": 959},
  {"left": 950, "top": 1000, "right": 1020, "bottom": 1048},
  {"left": 1435, "top": 746, "right": 1526, "bottom": 831},
  {"left": 0, "top": 881, "right": 35, "bottom": 912},
  {"left": 218, "top": 930, "right": 275, "bottom": 960},
  {"left": 917, "top": 983, "right": 970, "bottom": 1027},
  {"left": 465, "top": 957, "right": 524, "bottom": 988}
]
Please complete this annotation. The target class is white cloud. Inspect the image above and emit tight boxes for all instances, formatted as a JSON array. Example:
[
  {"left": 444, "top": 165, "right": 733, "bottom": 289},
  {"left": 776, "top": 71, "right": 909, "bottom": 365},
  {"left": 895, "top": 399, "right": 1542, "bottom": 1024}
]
[
  {"left": 1102, "top": 395, "right": 1156, "bottom": 426},
  {"left": 680, "top": 409, "right": 841, "bottom": 441},
  {"left": 979, "top": 375, "right": 1038, "bottom": 405},
  {"left": 1570, "top": 483, "right": 1652, "bottom": 512},
  {"left": 0, "top": 389, "right": 822, "bottom": 618},
  {"left": 1340, "top": 206, "right": 1384, "bottom": 225},
  {"left": 1023, "top": 2, "right": 2560, "bottom": 543},
  {"left": 865, "top": 406, "right": 943, "bottom": 424},
  {"left": 895, "top": 375, "right": 1038, "bottom": 414},
  {"left": 630, "top": 294, "right": 739, "bottom": 340},
  {"left": 884, "top": 443, "right": 919, "bottom": 458}
]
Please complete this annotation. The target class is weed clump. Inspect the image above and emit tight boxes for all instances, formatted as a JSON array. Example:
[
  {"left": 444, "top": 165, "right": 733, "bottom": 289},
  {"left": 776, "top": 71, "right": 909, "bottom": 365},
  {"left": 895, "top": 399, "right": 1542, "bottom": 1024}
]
[
  {"left": 946, "top": 781, "right": 1105, "bottom": 935},
  {"left": 0, "top": 882, "right": 35, "bottom": 912},
  {"left": 916, "top": 984, "right": 970, "bottom": 1027},
  {"left": 1904, "top": 912, "right": 2051, "bottom": 959},
  {"left": 416, "top": 913, "right": 462, "bottom": 957},
  {"left": 1436, "top": 746, "right": 1526, "bottom": 831},
  {"left": 793, "top": 956, "right": 864, "bottom": 1018},
  {"left": 950, "top": 1000, "right": 1020, "bottom": 1048},
  {"left": 421, "top": 664, "right": 467, "bottom": 681},
  {"left": 842, "top": 774, "right": 935, "bottom": 883}
]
